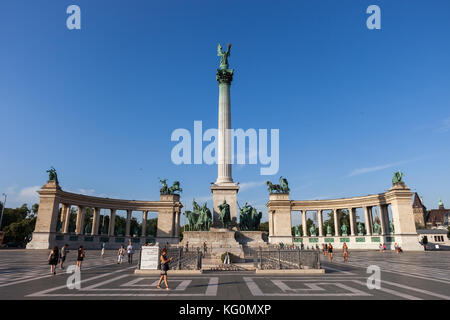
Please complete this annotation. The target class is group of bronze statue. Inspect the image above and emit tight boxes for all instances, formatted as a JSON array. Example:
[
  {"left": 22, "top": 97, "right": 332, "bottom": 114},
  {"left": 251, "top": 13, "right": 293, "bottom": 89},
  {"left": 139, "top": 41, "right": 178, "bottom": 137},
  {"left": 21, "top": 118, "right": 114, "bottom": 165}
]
[
  {"left": 184, "top": 200, "right": 212, "bottom": 231},
  {"left": 238, "top": 202, "right": 262, "bottom": 231},
  {"left": 266, "top": 176, "right": 290, "bottom": 193},
  {"left": 159, "top": 178, "right": 182, "bottom": 195}
]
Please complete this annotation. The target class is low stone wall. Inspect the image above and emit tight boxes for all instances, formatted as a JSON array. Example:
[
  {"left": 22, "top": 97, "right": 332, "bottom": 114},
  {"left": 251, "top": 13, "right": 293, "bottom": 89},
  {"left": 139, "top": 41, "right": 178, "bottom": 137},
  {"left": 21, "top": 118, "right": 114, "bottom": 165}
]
[{"left": 26, "top": 233, "right": 158, "bottom": 250}]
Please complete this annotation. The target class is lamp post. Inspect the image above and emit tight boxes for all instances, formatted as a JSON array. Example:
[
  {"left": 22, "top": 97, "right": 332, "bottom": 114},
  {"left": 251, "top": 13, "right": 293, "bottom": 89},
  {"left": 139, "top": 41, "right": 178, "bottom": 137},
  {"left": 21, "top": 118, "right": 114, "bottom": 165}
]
[{"left": 0, "top": 193, "right": 7, "bottom": 231}]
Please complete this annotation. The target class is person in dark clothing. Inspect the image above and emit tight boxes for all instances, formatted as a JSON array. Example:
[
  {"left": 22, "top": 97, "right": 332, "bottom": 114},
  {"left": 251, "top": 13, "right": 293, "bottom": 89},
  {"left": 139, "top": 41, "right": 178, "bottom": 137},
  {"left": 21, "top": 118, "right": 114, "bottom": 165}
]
[
  {"left": 77, "top": 246, "right": 85, "bottom": 270},
  {"left": 48, "top": 246, "right": 59, "bottom": 275},
  {"left": 157, "top": 248, "right": 173, "bottom": 290}
]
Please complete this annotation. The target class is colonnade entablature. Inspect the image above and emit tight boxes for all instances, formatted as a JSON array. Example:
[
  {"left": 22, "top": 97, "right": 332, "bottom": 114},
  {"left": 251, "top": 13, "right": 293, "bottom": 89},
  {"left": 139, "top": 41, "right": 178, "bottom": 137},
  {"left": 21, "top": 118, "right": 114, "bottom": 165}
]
[
  {"left": 266, "top": 183, "right": 423, "bottom": 251},
  {"left": 27, "top": 180, "right": 182, "bottom": 249}
]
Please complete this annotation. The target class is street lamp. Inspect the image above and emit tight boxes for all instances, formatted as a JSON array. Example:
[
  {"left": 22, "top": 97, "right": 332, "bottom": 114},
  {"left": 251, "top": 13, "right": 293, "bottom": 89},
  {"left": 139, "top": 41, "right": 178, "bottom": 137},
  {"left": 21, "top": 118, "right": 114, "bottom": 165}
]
[{"left": 0, "top": 193, "right": 7, "bottom": 231}]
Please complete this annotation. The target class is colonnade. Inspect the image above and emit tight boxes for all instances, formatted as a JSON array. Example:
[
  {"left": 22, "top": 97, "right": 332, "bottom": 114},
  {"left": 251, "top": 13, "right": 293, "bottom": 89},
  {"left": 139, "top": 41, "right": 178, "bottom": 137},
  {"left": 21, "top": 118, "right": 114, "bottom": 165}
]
[
  {"left": 59, "top": 205, "right": 157, "bottom": 237},
  {"left": 291, "top": 205, "right": 391, "bottom": 237},
  {"left": 266, "top": 183, "right": 423, "bottom": 251},
  {"left": 27, "top": 180, "right": 183, "bottom": 249}
]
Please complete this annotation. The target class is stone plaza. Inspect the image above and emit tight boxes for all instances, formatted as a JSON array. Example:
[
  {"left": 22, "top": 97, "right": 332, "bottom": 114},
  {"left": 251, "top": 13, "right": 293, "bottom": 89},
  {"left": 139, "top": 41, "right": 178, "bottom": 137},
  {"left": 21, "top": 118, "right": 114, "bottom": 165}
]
[{"left": 0, "top": 249, "right": 449, "bottom": 300}]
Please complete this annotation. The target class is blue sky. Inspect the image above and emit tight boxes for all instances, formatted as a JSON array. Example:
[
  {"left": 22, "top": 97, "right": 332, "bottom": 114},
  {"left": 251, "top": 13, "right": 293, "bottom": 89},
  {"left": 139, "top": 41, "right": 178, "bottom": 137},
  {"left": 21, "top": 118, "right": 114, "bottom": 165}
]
[{"left": 1, "top": 0, "right": 449, "bottom": 225}]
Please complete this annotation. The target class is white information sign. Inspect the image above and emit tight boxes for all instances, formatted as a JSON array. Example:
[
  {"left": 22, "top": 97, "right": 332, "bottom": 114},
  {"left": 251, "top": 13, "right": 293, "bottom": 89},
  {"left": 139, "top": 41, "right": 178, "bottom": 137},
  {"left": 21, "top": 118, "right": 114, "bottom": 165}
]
[{"left": 140, "top": 245, "right": 160, "bottom": 270}]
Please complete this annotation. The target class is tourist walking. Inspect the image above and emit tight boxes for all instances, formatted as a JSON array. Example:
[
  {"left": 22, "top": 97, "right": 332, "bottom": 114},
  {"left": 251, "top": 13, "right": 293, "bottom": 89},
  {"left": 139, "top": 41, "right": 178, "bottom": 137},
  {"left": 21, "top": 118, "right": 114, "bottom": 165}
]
[
  {"left": 203, "top": 241, "right": 207, "bottom": 255},
  {"left": 127, "top": 241, "right": 135, "bottom": 264},
  {"left": 383, "top": 243, "right": 386, "bottom": 251},
  {"left": 101, "top": 242, "right": 106, "bottom": 259},
  {"left": 328, "top": 244, "right": 334, "bottom": 262},
  {"left": 117, "top": 245, "right": 125, "bottom": 264},
  {"left": 157, "top": 248, "right": 173, "bottom": 290},
  {"left": 48, "top": 246, "right": 59, "bottom": 275},
  {"left": 323, "top": 244, "right": 328, "bottom": 256},
  {"left": 185, "top": 241, "right": 189, "bottom": 252},
  {"left": 379, "top": 243, "right": 383, "bottom": 252},
  {"left": 77, "top": 246, "right": 85, "bottom": 270},
  {"left": 342, "top": 243, "right": 349, "bottom": 262},
  {"left": 59, "top": 244, "right": 69, "bottom": 269}
]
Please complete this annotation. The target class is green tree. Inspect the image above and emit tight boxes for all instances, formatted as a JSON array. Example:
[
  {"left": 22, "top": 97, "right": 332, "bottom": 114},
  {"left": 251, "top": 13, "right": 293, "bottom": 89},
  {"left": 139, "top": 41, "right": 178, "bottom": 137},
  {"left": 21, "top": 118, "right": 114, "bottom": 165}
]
[
  {"left": 2, "top": 203, "right": 37, "bottom": 245},
  {"left": 146, "top": 218, "right": 158, "bottom": 237}
]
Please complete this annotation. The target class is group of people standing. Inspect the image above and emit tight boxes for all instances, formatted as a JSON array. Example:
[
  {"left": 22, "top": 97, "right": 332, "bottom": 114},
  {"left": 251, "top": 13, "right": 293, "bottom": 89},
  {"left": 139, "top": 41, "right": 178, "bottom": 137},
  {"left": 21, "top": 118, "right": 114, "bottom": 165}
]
[
  {"left": 321, "top": 243, "right": 349, "bottom": 263},
  {"left": 47, "top": 244, "right": 85, "bottom": 275},
  {"left": 117, "top": 241, "right": 135, "bottom": 264}
]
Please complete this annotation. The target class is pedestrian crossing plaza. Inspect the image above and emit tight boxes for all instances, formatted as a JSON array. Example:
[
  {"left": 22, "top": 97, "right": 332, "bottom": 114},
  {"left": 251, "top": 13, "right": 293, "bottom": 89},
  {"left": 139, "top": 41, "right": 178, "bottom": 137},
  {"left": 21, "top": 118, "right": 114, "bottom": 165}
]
[{"left": 0, "top": 249, "right": 449, "bottom": 300}]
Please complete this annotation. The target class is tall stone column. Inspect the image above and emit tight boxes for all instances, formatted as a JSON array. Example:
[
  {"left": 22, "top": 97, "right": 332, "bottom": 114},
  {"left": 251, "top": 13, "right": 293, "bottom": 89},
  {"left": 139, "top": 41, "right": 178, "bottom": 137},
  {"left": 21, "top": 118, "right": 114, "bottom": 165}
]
[
  {"left": 92, "top": 207, "right": 101, "bottom": 235},
  {"left": 318, "top": 210, "right": 323, "bottom": 236},
  {"left": 378, "top": 205, "right": 386, "bottom": 235},
  {"left": 109, "top": 209, "right": 116, "bottom": 236},
  {"left": 142, "top": 211, "right": 148, "bottom": 237},
  {"left": 349, "top": 208, "right": 355, "bottom": 236},
  {"left": 211, "top": 50, "right": 239, "bottom": 225},
  {"left": 125, "top": 209, "right": 132, "bottom": 237},
  {"left": 75, "top": 206, "right": 85, "bottom": 235},
  {"left": 302, "top": 210, "right": 307, "bottom": 236},
  {"left": 174, "top": 211, "right": 180, "bottom": 237},
  {"left": 62, "top": 204, "right": 71, "bottom": 234},
  {"left": 363, "top": 206, "right": 372, "bottom": 235},
  {"left": 333, "top": 209, "right": 339, "bottom": 236}
]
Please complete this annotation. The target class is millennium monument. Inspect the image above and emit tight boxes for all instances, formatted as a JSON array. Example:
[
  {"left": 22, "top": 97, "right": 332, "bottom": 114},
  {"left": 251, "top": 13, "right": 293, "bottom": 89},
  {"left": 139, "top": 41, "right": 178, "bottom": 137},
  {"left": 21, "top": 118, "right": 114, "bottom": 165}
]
[
  {"left": 26, "top": 44, "right": 423, "bottom": 252},
  {"left": 210, "top": 43, "right": 240, "bottom": 225}
]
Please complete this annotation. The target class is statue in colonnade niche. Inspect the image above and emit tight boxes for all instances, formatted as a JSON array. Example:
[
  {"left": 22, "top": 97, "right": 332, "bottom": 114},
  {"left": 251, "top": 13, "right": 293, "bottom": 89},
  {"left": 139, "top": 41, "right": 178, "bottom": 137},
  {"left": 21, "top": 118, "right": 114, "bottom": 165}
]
[
  {"left": 389, "top": 221, "right": 395, "bottom": 234},
  {"left": 357, "top": 222, "right": 364, "bottom": 235},
  {"left": 326, "top": 225, "right": 332, "bottom": 236},
  {"left": 56, "top": 220, "right": 62, "bottom": 232},
  {"left": 373, "top": 221, "right": 381, "bottom": 235},
  {"left": 294, "top": 225, "right": 300, "bottom": 237},
  {"left": 341, "top": 223, "right": 348, "bottom": 236},
  {"left": 84, "top": 223, "right": 92, "bottom": 235},
  {"left": 309, "top": 225, "right": 316, "bottom": 236}
]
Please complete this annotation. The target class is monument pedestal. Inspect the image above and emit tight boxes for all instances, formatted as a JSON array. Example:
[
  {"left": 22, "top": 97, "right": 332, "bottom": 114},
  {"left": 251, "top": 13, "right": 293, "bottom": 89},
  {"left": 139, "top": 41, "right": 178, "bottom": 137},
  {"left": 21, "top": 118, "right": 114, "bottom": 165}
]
[
  {"left": 211, "top": 184, "right": 239, "bottom": 227},
  {"left": 181, "top": 228, "right": 244, "bottom": 260}
]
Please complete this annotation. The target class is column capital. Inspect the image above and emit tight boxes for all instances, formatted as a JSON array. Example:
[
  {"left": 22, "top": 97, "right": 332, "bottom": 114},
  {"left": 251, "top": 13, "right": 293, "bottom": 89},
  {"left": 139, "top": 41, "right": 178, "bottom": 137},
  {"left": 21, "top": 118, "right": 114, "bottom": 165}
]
[{"left": 216, "top": 68, "right": 234, "bottom": 84}]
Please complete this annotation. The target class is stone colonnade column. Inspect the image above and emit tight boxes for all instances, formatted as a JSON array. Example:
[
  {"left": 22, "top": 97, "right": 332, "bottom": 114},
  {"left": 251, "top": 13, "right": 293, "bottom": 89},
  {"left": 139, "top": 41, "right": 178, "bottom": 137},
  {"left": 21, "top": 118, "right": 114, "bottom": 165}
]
[
  {"left": 142, "top": 211, "right": 148, "bottom": 237},
  {"left": 92, "top": 207, "right": 101, "bottom": 235},
  {"left": 62, "top": 204, "right": 71, "bottom": 234},
  {"left": 174, "top": 210, "right": 180, "bottom": 237},
  {"left": 318, "top": 210, "right": 323, "bottom": 236},
  {"left": 75, "top": 205, "right": 85, "bottom": 235},
  {"left": 333, "top": 209, "right": 339, "bottom": 236},
  {"left": 109, "top": 209, "right": 116, "bottom": 236},
  {"left": 126, "top": 209, "right": 132, "bottom": 236},
  {"left": 302, "top": 210, "right": 307, "bottom": 236},
  {"left": 363, "top": 206, "right": 372, "bottom": 235},
  {"left": 378, "top": 204, "right": 386, "bottom": 235},
  {"left": 349, "top": 208, "right": 355, "bottom": 236}
]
